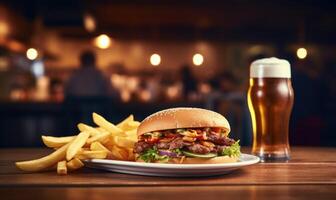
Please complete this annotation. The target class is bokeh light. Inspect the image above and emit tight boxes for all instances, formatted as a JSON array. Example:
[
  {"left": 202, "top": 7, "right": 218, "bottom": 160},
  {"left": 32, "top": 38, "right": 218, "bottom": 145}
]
[
  {"left": 0, "top": 21, "right": 9, "bottom": 36},
  {"left": 84, "top": 14, "right": 96, "bottom": 32},
  {"left": 26, "top": 48, "right": 38, "bottom": 60},
  {"left": 150, "top": 54, "right": 161, "bottom": 66},
  {"left": 296, "top": 47, "right": 307, "bottom": 59},
  {"left": 94, "top": 34, "right": 111, "bottom": 49},
  {"left": 193, "top": 53, "right": 204, "bottom": 66}
]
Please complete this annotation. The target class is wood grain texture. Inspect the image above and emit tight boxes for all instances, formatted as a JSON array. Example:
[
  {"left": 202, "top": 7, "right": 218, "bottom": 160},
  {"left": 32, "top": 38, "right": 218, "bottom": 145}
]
[
  {"left": 0, "top": 147, "right": 336, "bottom": 200},
  {"left": 1, "top": 147, "right": 336, "bottom": 186},
  {"left": 1, "top": 186, "right": 336, "bottom": 200}
]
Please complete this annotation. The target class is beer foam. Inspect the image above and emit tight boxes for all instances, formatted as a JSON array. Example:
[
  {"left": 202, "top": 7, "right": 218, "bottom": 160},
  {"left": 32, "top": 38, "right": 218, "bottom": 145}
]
[{"left": 250, "top": 57, "right": 291, "bottom": 78}]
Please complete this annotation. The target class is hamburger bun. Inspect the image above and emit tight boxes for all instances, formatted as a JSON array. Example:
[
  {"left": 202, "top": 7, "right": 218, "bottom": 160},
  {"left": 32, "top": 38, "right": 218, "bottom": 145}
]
[
  {"left": 136, "top": 155, "right": 239, "bottom": 164},
  {"left": 137, "top": 107, "right": 230, "bottom": 136}
]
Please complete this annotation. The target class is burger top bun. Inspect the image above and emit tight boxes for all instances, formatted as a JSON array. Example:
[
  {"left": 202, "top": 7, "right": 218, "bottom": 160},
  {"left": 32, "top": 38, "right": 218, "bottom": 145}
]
[{"left": 137, "top": 107, "right": 230, "bottom": 136}]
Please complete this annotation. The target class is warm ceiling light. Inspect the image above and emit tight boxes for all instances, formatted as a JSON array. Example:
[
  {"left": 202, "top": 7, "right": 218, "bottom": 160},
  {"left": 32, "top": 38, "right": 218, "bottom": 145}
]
[
  {"left": 0, "top": 21, "right": 9, "bottom": 36},
  {"left": 26, "top": 48, "right": 38, "bottom": 60},
  {"left": 150, "top": 54, "right": 161, "bottom": 66},
  {"left": 296, "top": 47, "right": 307, "bottom": 59},
  {"left": 8, "top": 40, "right": 25, "bottom": 51},
  {"left": 193, "top": 53, "right": 204, "bottom": 66},
  {"left": 84, "top": 14, "right": 96, "bottom": 32},
  {"left": 94, "top": 34, "right": 111, "bottom": 49}
]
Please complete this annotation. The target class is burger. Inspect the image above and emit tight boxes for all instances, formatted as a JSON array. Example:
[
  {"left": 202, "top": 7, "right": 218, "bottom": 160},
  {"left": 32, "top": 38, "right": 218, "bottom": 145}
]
[{"left": 134, "top": 107, "right": 241, "bottom": 164}]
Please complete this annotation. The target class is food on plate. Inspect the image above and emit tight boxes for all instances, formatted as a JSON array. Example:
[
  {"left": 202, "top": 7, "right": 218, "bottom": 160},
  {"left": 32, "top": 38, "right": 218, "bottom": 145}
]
[
  {"left": 41, "top": 135, "right": 75, "bottom": 148},
  {"left": 57, "top": 160, "right": 67, "bottom": 175},
  {"left": 15, "top": 108, "right": 241, "bottom": 175},
  {"left": 75, "top": 150, "right": 108, "bottom": 160},
  {"left": 77, "top": 123, "right": 101, "bottom": 136},
  {"left": 92, "top": 113, "right": 125, "bottom": 136},
  {"left": 90, "top": 141, "right": 111, "bottom": 152},
  {"left": 86, "top": 130, "right": 110, "bottom": 144},
  {"left": 15, "top": 113, "right": 140, "bottom": 175},
  {"left": 66, "top": 158, "right": 84, "bottom": 171},
  {"left": 134, "top": 107, "right": 241, "bottom": 164},
  {"left": 109, "top": 145, "right": 129, "bottom": 160},
  {"left": 16, "top": 142, "right": 71, "bottom": 172},
  {"left": 66, "top": 131, "right": 90, "bottom": 160}
]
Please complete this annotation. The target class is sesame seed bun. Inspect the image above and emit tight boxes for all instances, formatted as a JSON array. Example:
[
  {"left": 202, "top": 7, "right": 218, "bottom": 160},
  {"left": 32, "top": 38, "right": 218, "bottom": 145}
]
[{"left": 137, "top": 107, "right": 230, "bottom": 136}]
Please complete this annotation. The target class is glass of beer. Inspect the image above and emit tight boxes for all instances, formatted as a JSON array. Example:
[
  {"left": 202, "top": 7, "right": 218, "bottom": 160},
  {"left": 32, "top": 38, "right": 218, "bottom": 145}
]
[{"left": 247, "top": 57, "right": 294, "bottom": 162}]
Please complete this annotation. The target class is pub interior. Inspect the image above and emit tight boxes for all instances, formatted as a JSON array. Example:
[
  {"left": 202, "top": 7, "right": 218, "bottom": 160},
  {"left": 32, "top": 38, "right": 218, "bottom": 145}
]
[{"left": 0, "top": 0, "right": 335, "bottom": 148}]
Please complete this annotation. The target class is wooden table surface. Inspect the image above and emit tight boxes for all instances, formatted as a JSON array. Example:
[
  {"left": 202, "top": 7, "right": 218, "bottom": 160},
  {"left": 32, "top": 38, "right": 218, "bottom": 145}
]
[{"left": 1, "top": 147, "right": 336, "bottom": 199}]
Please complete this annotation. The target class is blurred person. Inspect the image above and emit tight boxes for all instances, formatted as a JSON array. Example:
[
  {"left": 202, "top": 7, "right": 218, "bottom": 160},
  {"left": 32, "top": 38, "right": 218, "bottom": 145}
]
[
  {"left": 208, "top": 71, "right": 240, "bottom": 99},
  {"left": 64, "top": 51, "right": 112, "bottom": 127},
  {"left": 49, "top": 78, "right": 64, "bottom": 102},
  {"left": 180, "top": 65, "right": 198, "bottom": 100},
  {"left": 206, "top": 71, "right": 250, "bottom": 145},
  {"left": 9, "top": 70, "right": 36, "bottom": 101},
  {"left": 64, "top": 51, "right": 111, "bottom": 98},
  {"left": 208, "top": 71, "right": 240, "bottom": 96},
  {"left": 143, "top": 73, "right": 161, "bottom": 102},
  {"left": 290, "top": 58, "right": 326, "bottom": 146}
]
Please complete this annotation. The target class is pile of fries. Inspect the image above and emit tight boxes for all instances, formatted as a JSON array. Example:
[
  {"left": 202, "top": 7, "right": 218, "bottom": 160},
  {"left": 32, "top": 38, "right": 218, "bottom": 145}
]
[{"left": 16, "top": 113, "right": 139, "bottom": 175}]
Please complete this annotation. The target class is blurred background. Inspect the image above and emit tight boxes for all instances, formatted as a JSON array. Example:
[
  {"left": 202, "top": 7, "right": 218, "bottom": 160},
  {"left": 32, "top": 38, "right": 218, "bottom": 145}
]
[{"left": 0, "top": 0, "right": 335, "bottom": 147}]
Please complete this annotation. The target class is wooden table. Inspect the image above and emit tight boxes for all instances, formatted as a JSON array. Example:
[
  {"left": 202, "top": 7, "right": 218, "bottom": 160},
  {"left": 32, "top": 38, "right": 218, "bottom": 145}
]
[{"left": 1, "top": 147, "right": 336, "bottom": 199}]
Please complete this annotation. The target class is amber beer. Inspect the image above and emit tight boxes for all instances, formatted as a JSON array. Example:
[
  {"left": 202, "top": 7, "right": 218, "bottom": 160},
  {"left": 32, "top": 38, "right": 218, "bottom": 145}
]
[{"left": 247, "top": 58, "right": 294, "bottom": 161}]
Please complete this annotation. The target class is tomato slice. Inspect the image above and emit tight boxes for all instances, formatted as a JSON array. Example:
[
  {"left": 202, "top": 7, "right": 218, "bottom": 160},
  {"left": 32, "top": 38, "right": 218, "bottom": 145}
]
[{"left": 145, "top": 137, "right": 159, "bottom": 144}]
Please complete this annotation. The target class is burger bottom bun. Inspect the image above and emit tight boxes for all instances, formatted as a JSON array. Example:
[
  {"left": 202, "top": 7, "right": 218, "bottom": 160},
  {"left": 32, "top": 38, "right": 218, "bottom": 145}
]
[
  {"left": 136, "top": 155, "right": 239, "bottom": 164},
  {"left": 176, "top": 156, "right": 239, "bottom": 164}
]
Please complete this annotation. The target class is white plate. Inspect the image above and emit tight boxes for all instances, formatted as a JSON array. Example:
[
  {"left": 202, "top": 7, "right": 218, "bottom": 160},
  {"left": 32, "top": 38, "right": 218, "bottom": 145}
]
[{"left": 84, "top": 153, "right": 260, "bottom": 177}]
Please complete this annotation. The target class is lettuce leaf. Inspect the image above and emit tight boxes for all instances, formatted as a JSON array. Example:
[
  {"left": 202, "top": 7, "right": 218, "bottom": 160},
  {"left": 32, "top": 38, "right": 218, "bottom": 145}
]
[
  {"left": 172, "top": 148, "right": 182, "bottom": 155},
  {"left": 140, "top": 140, "right": 241, "bottom": 162},
  {"left": 220, "top": 140, "right": 241, "bottom": 157},
  {"left": 139, "top": 147, "right": 168, "bottom": 163}
]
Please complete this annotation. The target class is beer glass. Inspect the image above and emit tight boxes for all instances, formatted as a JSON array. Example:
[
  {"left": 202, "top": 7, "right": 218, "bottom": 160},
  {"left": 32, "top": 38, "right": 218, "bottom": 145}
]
[{"left": 247, "top": 57, "right": 294, "bottom": 162}]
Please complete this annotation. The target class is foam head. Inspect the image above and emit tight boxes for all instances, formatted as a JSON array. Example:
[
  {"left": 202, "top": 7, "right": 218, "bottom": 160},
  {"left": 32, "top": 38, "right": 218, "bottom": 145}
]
[{"left": 250, "top": 57, "right": 291, "bottom": 78}]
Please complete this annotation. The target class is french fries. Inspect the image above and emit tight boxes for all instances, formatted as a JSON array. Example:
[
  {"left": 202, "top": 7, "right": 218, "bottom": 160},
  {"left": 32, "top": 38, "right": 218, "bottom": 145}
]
[
  {"left": 126, "top": 121, "right": 141, "bottom": 130},
  {"left": 86, "top": 131, "right": 110, "bottom": 144},
  {"left": 127, "top": 148, "right": 135, "bottom": 161},
  {"left": 66, "top": 132, "right": 90, "bottom": 161},
  {"left": 117, "top": 115, "right": 140, "bottom": 131},
  {"left": 110, "top": 146, "right": 129, "bottom": 160},
  {"left": 112, "top": 136, "right": 137, "bottom": 149},
  {"left": 75, "top": 150, "right": 108, "bottom": 160},
  {"left": 16, "top": 142, "right": 70, "bottom": 172},
  {"left": 90, "top": 142, "right": 111, "bottom": 152},
  {"left": 77, "top": 123, "right": 101, "bottom": 136},
  {"left": 125, "top": 129, "right": 138, "bottom": 140},
  {"left": 116, "top": 115, "right": 134, "bottom": 128},
  {"left": 92, "top": 113, "right": 125, "bottom": 136},
  {"left": 57, "top": 161, "right": 67, "bottom": 175},
  {"left": 42, "top": 136, "right": 75, "bottom": 148},
  {"left": 67, "top": 158, "right": 84, "bottom": 171},
  {"left": 15, "top": 112, "right": 140, "bottom": 175},
  {"left": 117, "top": 114, "right": 133, "bottom": 126}
]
